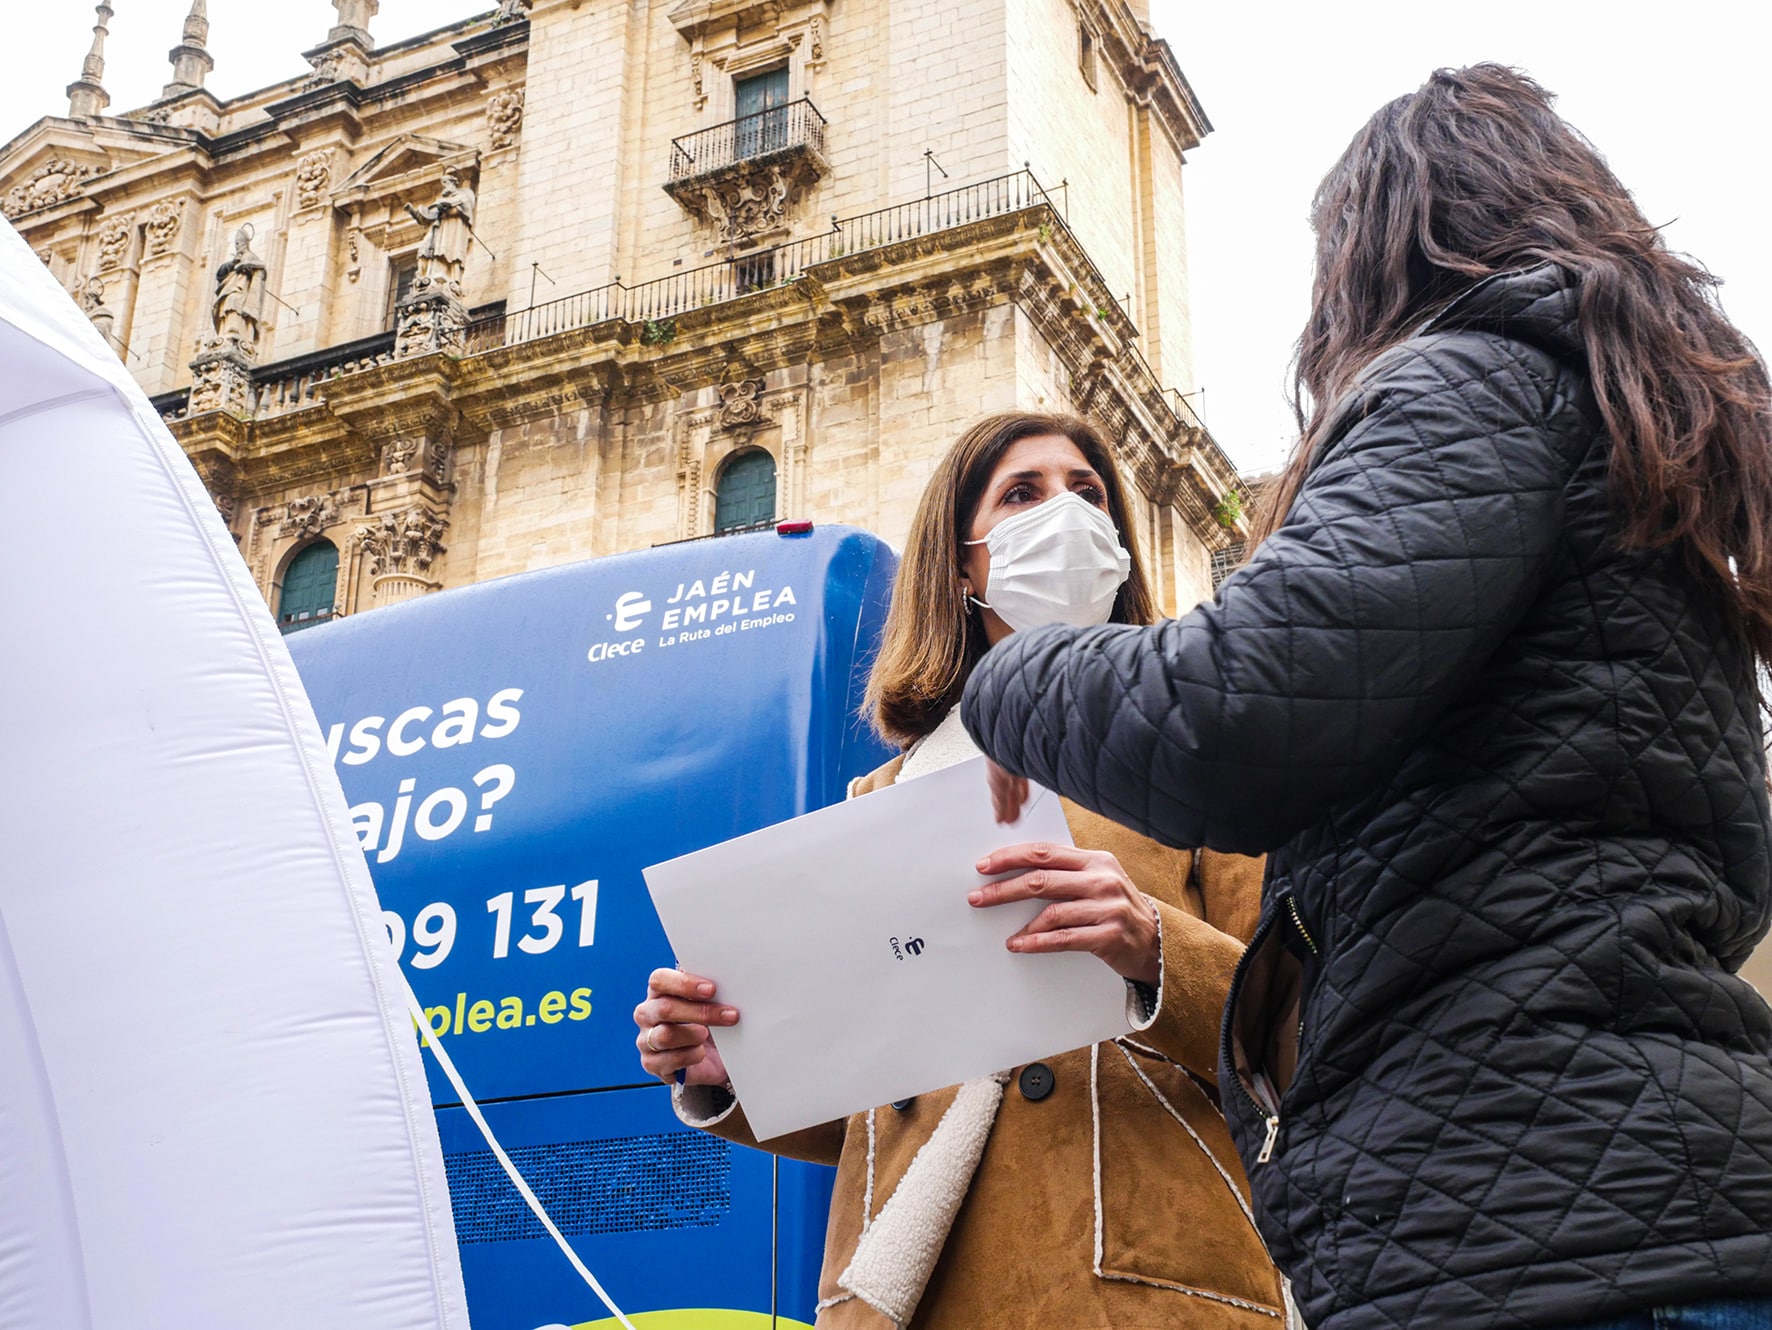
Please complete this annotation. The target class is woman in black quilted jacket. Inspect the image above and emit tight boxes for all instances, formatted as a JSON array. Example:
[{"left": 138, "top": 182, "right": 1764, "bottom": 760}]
[{"left": 960, "top": 65, "right": 1772, "bottom": 1330}]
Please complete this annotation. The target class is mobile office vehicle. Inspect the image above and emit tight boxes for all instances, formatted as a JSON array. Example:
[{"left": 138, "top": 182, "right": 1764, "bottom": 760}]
[{"left": 289, "top": 525, "right": 897, "bottom": 1329}]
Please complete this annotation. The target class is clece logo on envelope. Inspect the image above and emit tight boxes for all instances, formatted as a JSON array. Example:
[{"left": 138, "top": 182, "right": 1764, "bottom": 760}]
[{"left": 889, "top": 935, "right": 927, "bottom": 960}]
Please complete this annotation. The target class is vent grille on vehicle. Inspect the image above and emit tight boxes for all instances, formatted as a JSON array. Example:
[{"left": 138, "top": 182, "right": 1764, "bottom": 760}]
[{"left": 445, "top": 1132, "right": 732, "bottom": 1243}]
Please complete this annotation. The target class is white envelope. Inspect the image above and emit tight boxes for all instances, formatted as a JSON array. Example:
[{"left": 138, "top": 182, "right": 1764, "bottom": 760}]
[{"left": 642, "top": 756, "right": 1131, "bottom": 1140}]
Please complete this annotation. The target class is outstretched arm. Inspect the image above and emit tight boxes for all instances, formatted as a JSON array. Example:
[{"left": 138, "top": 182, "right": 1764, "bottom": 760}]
[{"left": 962, "top": 334, "right": 1580, "bottom": 853}]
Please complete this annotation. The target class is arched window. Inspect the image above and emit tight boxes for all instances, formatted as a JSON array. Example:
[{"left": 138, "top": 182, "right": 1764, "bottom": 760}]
[
  {"left": 278, "top": 539, "right": 340, "bottom": 633},
  {"left": 714, "top": 449, "right": 778, "bottom": 533}
]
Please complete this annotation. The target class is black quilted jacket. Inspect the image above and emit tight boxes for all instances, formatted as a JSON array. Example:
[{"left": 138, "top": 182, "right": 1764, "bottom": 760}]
[{"left": 961, "top": 265, "right": 1772, "bottom": 1329}]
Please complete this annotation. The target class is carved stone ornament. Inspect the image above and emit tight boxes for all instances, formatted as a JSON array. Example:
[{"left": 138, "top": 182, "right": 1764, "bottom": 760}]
[
  {"left": 427, "top": 434, "right": 452, "bottom": 481},
  {"left": 383, "top": 438, "right": 419, "bottom": 474},
  {"left": 809, "top": 14, "right": 825, "bottom": 63},
  {"left": 283, "top": 492, "right": 340, "bottom": 538},
  {"left": 95, "top": 216, "right": 131, "bottom": 271},
  {"left": 294, "top": 150, "right": 334, "bottom": 209},
  {"left": 188, "top": 343, "right": 255, "bottom": 417},
  {"left": 306, "top": 49, "right": 344, "bottom": 86},
  {"left": 3, "top": 158, "right": 101, "bottom": 220},
  {"left": 493, "top": 0, "right": 530, "bottom": 23},
  {"left": 691, "top": 51, "right": 705, "bottom": 110},
  {"left": 719, "top": 376, "right": 765, "bottom": 431},
  {"left": 486, "top": 88, "right": 525, "bottom": 151},
  {"left": 394, "top": 289, "right": 467, "bottom": 358},
  {"left": 145, "top": 199, "right": 182, "bottom": 257},
  {"left": 35, "top": 248, "right": 53, "bottom": 267},
  {"left": 215, "top": 493, "right": 238, "bottom": 525},
  {"left": 673, "top": 157, "right": 815, "bottom": 247},
  {"left": 357, "top": 506, "right": 448, "bottom": 577}
]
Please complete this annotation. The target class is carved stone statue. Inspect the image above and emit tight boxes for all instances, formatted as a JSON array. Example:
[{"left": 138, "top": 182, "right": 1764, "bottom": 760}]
[
  {"left": 80, "top": 275, "right": 116, "bottom": 346},
  {"left": 403, "top": 169, "right": 476, "bottom": 296},
  {"left": 210, "top": 223, "right": 266, "bottom": 350},
  {"left": 493, "top": 0, "right": 530, "bottom": 23}
]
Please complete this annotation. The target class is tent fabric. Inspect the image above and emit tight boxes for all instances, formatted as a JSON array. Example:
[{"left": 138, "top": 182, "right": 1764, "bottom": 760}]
[{"left": 0, "top": 219, "right": 471, "bottom": 1327}]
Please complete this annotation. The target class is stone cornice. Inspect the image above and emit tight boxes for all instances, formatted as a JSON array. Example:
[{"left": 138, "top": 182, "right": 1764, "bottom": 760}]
[
  {"left": 165, "top": 203, "right": 1242, "bottom": 544},
  {"left": 1078, "top": 0, "right": 1211, "bottom": 154}
]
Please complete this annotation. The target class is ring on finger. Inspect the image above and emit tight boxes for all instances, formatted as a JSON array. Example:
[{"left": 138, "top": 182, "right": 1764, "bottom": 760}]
[{"left": 644, "top": 1026, "right": 661, "bottom": 1054}]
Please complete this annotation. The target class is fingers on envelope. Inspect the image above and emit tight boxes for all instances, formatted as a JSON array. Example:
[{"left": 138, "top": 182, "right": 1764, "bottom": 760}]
[
  {"left": 639, "top": 1040, "right": 707, "bottom": 1079},
  {"left": 1007, "top": 899, "right": 1111, "bottom": 946},
  {"left": 649, "top": 967, "right": 718, "bottom": 1000},
  {"left": 974, "top": 841, "right": 1096, "bottom": 878},
  {"left": 633, "top": 996, "right": 739, "bottom": 1030},
  {"left": 636, "top": 1020, "right": 710, "bottom": 1053},
  {"left": 969, "top": 866, "right": 1103, "bottom": 908}
]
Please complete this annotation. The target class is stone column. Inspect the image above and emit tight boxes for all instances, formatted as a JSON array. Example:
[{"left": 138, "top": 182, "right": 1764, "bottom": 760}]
[{"left": 355, "top": 506, "right": 448, "bottom": 606}]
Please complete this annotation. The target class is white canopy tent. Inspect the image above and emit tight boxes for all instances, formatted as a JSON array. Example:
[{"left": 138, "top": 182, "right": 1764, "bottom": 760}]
[{"left": 0, "top": 218, "right": 471, "bottom": 1327}]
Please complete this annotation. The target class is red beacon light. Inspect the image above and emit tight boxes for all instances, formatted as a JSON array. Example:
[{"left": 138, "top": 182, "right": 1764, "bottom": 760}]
[{"left": 776, "top": 519, "right": 814, "bottom": 537}]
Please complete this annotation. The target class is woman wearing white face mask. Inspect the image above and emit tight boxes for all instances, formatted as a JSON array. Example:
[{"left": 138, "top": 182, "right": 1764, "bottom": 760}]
[{"left": 635, "top": 413, "right": 1288, "bottom": 1330}]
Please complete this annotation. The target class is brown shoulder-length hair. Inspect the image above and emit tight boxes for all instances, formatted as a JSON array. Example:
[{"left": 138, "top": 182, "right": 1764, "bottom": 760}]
[
  {"left": 1258, "top": 63, "right": 1772, "bottom": 659},
  {"left": 865, "top": 412, "right": 1157, "bottom": 748}
]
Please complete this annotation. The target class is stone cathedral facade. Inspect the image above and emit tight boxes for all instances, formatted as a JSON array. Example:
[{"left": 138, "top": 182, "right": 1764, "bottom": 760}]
[{"left": 0, "top": 0, "right": 1243, "bottom": 632}]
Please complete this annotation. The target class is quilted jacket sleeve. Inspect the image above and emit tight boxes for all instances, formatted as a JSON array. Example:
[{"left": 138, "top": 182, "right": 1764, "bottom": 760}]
[{"left": 961, "top": 333, "right": 1581, "bottom": 853}]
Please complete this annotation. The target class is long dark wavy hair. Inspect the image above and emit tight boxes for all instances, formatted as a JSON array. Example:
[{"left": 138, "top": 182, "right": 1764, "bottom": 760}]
[{"left": 1257, "top": 64, "right": 1772, "bottom": 659}]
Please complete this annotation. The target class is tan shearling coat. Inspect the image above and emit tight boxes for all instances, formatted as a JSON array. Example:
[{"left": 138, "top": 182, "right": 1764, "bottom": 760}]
[{"left": 676, "top": 753, "right": 1286, "bottom": 1329}]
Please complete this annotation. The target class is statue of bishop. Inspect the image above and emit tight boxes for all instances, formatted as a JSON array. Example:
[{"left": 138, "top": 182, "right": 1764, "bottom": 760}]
[{"left": 210, "top": 223, "right": 267, "bottom": 350}]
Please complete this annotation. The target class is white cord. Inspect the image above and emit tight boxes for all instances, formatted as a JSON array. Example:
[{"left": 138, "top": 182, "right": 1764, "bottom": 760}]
[{"left": 402, "top": 979, "right": 637, "bottom": 1330}]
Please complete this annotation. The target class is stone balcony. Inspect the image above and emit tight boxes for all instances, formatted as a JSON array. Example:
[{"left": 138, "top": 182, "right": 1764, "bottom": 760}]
[
  {"left": 663, "top": 98, "right": 830, "bottom": 249},
  {"left": 159, "top": 169, "right": 1249, "bottom": 593}
]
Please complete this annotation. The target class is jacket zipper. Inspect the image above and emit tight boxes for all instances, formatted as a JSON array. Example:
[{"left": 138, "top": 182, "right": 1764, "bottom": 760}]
[
  {"left": 1223, "top": 891, "right": 1319, "bottom": 1167},
  {"left": 1286, "top": 894, "right": 1319, "bottom": 957},
  {"left": 1223, "top": 907, "right": 1283, "bottom": 1164}
]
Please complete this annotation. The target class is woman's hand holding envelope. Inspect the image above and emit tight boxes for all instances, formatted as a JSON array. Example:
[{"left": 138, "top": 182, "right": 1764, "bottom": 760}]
[
  {"left": 634, "top": 968, "right": 738, "bottom": 1086},
  {"left": 969, "top": 842, "right": 1161, "bottom": 987}
]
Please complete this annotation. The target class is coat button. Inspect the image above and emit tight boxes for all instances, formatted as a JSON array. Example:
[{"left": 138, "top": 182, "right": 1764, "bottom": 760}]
[
  {"left": 890, "top": 1098, "right": 914, "bottom": 1111},
  {"left": 1018, "top": 1063, "right": 1055, "bottom": 1102}
]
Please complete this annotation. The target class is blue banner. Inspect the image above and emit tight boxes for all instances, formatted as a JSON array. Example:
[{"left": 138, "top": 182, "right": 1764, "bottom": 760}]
[{"left": 286, "top": 525, "right": 896, "bottom": 1327}]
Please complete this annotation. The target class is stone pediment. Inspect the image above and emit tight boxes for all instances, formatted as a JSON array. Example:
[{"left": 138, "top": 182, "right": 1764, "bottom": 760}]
[
  {"left": 668, "top": 0, "right": 823, "bottom": 40},
  {"left": 0, "top": 135, "right": 112, "bottom": 222},
  {"left": 0, "top": 120, "right": 180, "bottom": 223},
  {"left": 332, "top": 134, "right": 478, "bottom": 207}
]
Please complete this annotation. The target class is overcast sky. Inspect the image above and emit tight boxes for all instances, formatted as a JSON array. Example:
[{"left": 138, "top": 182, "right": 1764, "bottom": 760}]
[{"left": 4, "top": 1, "right": 1767, "bottom": 473}]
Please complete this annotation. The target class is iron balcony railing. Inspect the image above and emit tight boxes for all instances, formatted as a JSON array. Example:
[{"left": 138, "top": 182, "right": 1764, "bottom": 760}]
[
  {"left": 459, "top": 171, "right": 1064, "bottom": 354},
  {"left": 462, "top": 288, "right": 615, "bottom": 356},
  {"left": 637, "top": 170, "right": 1063, "bottom": 321},
  {"left": 162, "top": 169, "right": 1239, "bottom": 487},
  {"left": 668, "top": 98, "right": 828, "bottom": 181}
]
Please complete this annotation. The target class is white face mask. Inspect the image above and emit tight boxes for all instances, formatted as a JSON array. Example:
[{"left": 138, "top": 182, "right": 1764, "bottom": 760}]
[{"left": 964, "top": 491, "right": 1132, "bottom": 632}]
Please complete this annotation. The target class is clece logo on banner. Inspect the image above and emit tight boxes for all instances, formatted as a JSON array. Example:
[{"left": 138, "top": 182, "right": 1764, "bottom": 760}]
[{"left": 589, "top": 565, "right": 798, "bottom": 664}]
